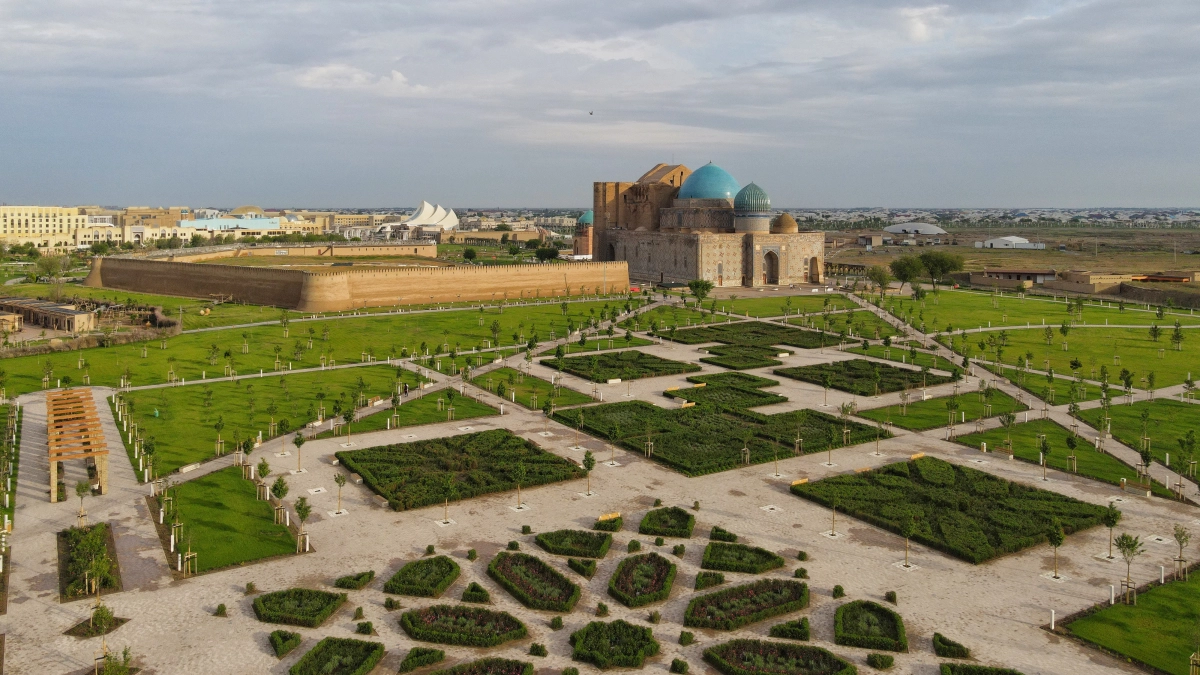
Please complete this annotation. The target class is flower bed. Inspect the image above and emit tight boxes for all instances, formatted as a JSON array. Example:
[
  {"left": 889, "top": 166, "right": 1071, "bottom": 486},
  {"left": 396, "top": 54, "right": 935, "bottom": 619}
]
[
  {"left": 535, "top": 529, "right": 613, "bottom": 558},
  {"left": 695, "top": 571, "right": 725, "bottom": 590},
  {"left": 58, "top": 523, "right": 121, "bottom": 601},
  {"left": 662, "top": 322, "right": 840, "bottom": 350},
  {"left": 253, "top": 589, "right": 347, "bottom": 628},
  {"left": 834, "top": 600, "right": 908, "bottom": 652},
  {"left": 774, "top": 359, "right": 957, "bottom": 396},
  {"left": 569, "top": 620, "right": 661, "bottom": 669},
  {"left": 431, "top": 658, "right": 533, "bottom": 675},
  {"left": 336, "top": 429, "right": 583, "bottom": 511},
  {"left": 699, "top": 345, "right": 786, "bottom": 370},
  {"left": 541, "top": 350, "right": 701, "bottom": 382},
  {"left": 687, "top": 372, "right": 781, "bottom": 388},
  {"left": 399, "top": 647, "right": 446, "bottom": 673},
  {"left": 399, "top": 605, "right": 527, "bottom": 646},
  {"left": 701, "top": 542, "right": 784, "bottom": 574},
  {"left": 665, "top": 384, "right": 787, "bottom": 410},
  {"left": 684, "top": 579, "right": 809, "bottom": 630},
  {"left": 488, "top": 551, "right": 580, "bottom": 611},
  {"left": 703, "top": 639, "right": 856, "bottom": 675},
  {"left": 461, "top": 581, "right": 490, "bottom": 603},
  {"left": 710, "top": 527, "right": 738, "bottom": 543},
  {"left": 270, "top": 630, "right": 302, "bottom": 658},
  {"left": 594, "top": 516, "right": 623, "bottom": 532},
  {"left": 792, "top": 456, "right": 1107, "bottom": 564},
  {"left": 334, "top": 570, "right": 375, "bottom": 590},
  {"left": 769, "top": 618, "right": 810, "bottom": 641},
  {"left": 639, "top": 507, "right": 695, "bottom": 538},
  {"left": 607, "top": 553, "right": 677, "bottom": 607},
  {"left": 288, "top": 637, "right": 384, "bottom": 675},
  {"left": 384, "top": 556, "right": 460, "bottom": 597}
]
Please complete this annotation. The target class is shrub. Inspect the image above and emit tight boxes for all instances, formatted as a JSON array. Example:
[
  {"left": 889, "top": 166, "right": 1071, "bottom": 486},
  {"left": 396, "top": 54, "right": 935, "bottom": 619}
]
[
  {"left": 673, "top": 544, "right": 686, "bottom": 557},
  {"left": 709, "top": 526, "right": 738, "bottom": 543},
  {"left": 508, "top": 541, "right": 521, "bottom": 551},
  {"left": 399, "top": 647, "right": 446, "bottom": 673},
  {"left": 639, "top": 507, "right": 695, "bottom": 538},
  {"left": 797, "top": 551, "right": 808, "bottom": 561},
  {"left": 253, "top": 589, "right": 347, "bottom": 628},
  {"left": 569, "top": 558, "right": 597, "bottom": 578},
  {"left": 938, "top": 667, "right": 1026, "bottom": 675},
  {"left": 867, "top": 653, "right": 895, "bottom": 669},
  {"left": 245, "top": 581, "right": 258, "bottom": 595},
  {"left": 467, "top": 549, "right": 478, "bottom": 561},
  {"left": 353, "top": 606, "right": 364, "bottom": 620},
  {"left": 701, "top": 542, "right": 785, "bottom": 574},
  {"left": 563, "top": 669, "right": 579, "bottom": 675},
  {"left": 597, "top": 602, "right": 609, "bottom": 617},
  {"left": 775, "top": 359, "right": 955, "bottom": 396},
  {"left": 356, "top": 621, "right": 373, "bottom": 635},
  {"left": 522, "top": 525, "right": 532, "bottom": 534},
  {"left": 671, "top": 659, "right": 689, "bottom": 674},
  {"left": 529, "top": 643, "right": 548, "bottom": 657},
  {"left": 684, "top": 580, "right": 809, "bottom": 630},
  {"left": 654, "top": 498, "right": 663, "bottom": 506},
  {"left": 400, "top": 605, "right": 528, "bottom": 646},
  {"left": 693, "top": 501, "right": 700, "bottom": 510},
  {"left": 287, "top": 637, "right": 384, "bottom": 675},
  {"left": 655, "top": 537, "right": 665, "bottom": 546},
  {"left": 885, "top": 591, "right": 897, "bottom": 604},
  {"left": 933, "top": 633, "right": 971, "bottom": 658},
  {"left": 608, "top": 552, "right": 677, "bottom": 607},
  {"left": 832, "top": 585, "right": 845, "bottom": 598},
  {"left": 384, "top": 556, "right": 461, "bottom": 597},
  {"left": 269, "top": 630, "right": 302, "bottom": 658},
  {"left": 461, "top": 581, "right": 490, "bottom": 603},
  {"left": 335, "top": 570, "right": 376, "bottom": 590},
  {"left": 426, "top": 544, "right": 436, "bottom": 555},
  {"left": 551, "top": 616, "right": 564, "bottom": 630},
  {"left": 834, "top": 600, "right": 908, "bottom": 652},
  {"left": 536, "top": 529, "right": 613, "bottom": 558},
  {"left": 214, "top": 603, "right": 227, "bottom": 617},
  {"left": 594, "top": 516, "right": 623, "bottom": 532},
  {"left": 794, "top": 568, "right": 808, "bottom": 579},
  {"left": 768, "top": 617, "right": 810, "bottom": 641},
  {"left": 543, "top": 350, "right": 700, "bottom": 383},
  {"left": 569, "top": 620, "right": 661, "bottom": 669},
  {"left": 703, "top": 639, "right": 855, "bottom": 675},
  {"left": 59, "top": 523, "right": 119, "bottom": 600},
  {"left": 649, "top": 610, "right": 661, "bottom": 624},
  {"left": 680, "top": 631, "right": 694, "bottom": 646},
  {"left": 694, "top": 571, "right": 725, "bottom": 590},
  {"left": 430, "top": 659, "right": 533, "bottom": 675},
  {"left": 488, "top": 551, "right": 581, "bottom": 612},
  {"left": 628, "top": 540, "right": 641, "bottom": 553},
  {"left": 384, "top": 597, "right": 400, "bottom": 611}
]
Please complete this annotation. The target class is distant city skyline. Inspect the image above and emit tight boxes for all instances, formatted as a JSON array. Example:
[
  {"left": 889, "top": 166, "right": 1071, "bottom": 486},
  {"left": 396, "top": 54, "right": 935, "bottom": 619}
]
[{"left": 2, "top": 1, "right": 1197, "bottom": 208}]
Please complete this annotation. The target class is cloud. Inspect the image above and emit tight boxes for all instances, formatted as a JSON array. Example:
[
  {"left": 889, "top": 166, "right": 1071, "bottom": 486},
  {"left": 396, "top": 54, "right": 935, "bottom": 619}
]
[{"left": 294, "top": 65, "right": 428, "bottom": 96}]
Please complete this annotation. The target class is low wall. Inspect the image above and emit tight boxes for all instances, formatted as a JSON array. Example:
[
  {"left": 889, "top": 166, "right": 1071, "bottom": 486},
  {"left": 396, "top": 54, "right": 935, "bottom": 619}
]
[
  {"left": 1118, "top": 282, "right": 1200, "bottom": 309},
  {"left": 164, "top": 243, "right": 437, "bottom": 262},
  {"left": 85, "top": 258, "right": 306, "bottom": 307},
  {"left": 968, "top": 274, "right": 1030, "bottom": 290},
  {"left": 1042, "top": 279, "right": 1122, "bottom": 295}
]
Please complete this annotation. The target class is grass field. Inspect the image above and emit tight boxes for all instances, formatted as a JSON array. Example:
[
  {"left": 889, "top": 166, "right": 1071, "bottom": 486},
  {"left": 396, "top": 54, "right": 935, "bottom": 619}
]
[
  {"left": 1077, "top": 399, "right": 1200, "bottom": 468},
  {"left": 706, "top": 294, "right": 843, "bottom": 318},
  {"left": 848, "top": 344, "right": 955, "bottom": 371},
  {"left": 168, "top": 465, "right": 296, "bottom": 572},
  {"left": 793, "top": 310, "right": 904, "bottom": 339},
  {"left": 308, "top": 392, "right": 497, "bottom": 441},
  {"left": 537, "top": 335, "right": 654, "bottom": 356},
  {"left": 1068, "top": 574, "right": 1200, "bottom": 675},
  {"left": 470, "top": 367, "right": 592, "bottom": 409},
  {"left": 858, "top": 388, "right": 1026, "bottom": 431},
  {"left": 955, "top": 418, "right": 1174, "bottom": 498},
  {"left": 978, "top": 363, "right": 1105, "bottom": 403}
]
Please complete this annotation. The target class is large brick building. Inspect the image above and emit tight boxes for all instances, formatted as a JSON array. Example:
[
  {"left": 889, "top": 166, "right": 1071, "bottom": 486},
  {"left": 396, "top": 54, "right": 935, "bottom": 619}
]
[{"left": 585, "top": 163, "right": 824, "bottom": 287}]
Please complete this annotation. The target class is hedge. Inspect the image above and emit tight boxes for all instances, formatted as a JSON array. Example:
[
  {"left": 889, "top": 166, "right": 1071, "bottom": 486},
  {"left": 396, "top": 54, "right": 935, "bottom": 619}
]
[
  {"left": 253, "top": 589, "right": 347, "bottom": 628},
  {"left": 334, "top": 570, "right": 375, "bottom": 590},
  {"left": 594, "top": 516, "right": 623, "bottom": 532},
  {"left": 384, "top": 556, "right": 461, "bottom": 597},
  {"left": 933, "top": 633, "right": 970, "bottom": 658},
  {"left": 695, "top": 571, "right": 725, "bottom": 591},
  {"left": 569, "top": 620, "right": 661, "bottom": 669},
  {"left": 866, "top": 654, "right": 894, "bottom": 669},
  {"left": 701, "top": 542, "right": 785, "bottom": 574},
  {"left": 685, "top": 580, "right": 809, "bottom": 630},
  {"left": 639, "top": 507, "right": 695, "bottom": 538},
  {"left": 569, "top": 558, "right": 597, "bottom": 578},
  {"left": 400, "top": 605, "right": 528, "bottom": 647},
  {"left": 541, "top": 350, "right": 701, "bottom": 383},
  {"left": 535, "top": 529, "right": 613, "bottom": 559},
  {"left": 431, "top": 658, "right": 534, "bottom": 675},
  {"left": 288, "top": 637, "right": 384, "bottom": 675},
  {"left": 709, "top": 526, "right": 737, "bottom": 543},
  {"left": 399, "top": 647, "right": 446, "bottom": 673},
  {"left": 607, "top": 553, "right": 677, "bottom": 607},
  {"left": 774, "top": 359, "right": 956, "bottom": 396},
  {"left": 768, "top": 617, "right": 810, "bottom": 641},
  {"left": 939, "top": 667, "right": 1025, "bottom": 675},
  {"left": 269, "top": 630, "right": 301, "bottom": 658},
  {"left": 461, "top": 581, "right": 490, "bottom": 603},
  {"left": 703, "top": 639, "right": 856, "bottom": 675},
  {"left": 834, "top": 600, "right": 908, "bottom": 652},
  {"left": 488, "top": 551, "right": 581, "bottom": 612}
]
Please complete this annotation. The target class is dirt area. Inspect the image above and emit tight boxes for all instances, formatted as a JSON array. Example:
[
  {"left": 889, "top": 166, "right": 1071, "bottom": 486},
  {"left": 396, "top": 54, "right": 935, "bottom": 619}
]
[{"left": 194, "top": 255, "right": 453, "bottom": 268}]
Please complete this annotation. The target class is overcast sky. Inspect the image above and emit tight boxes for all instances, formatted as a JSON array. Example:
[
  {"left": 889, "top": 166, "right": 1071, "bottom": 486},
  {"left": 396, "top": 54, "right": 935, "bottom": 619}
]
[{"left": 2, "top": 0, "right": 1197, "bottom": 209}]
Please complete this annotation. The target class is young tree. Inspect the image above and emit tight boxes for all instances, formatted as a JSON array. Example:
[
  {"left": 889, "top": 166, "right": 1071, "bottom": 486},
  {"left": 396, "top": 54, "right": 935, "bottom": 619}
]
[
  {"left": 440, "top": 473, "right": 456, "bottom": 523},
  {"left": 1040, "top": 436, "right": 1052, "bottom": 481},
  {"left": 257, "top": 458, "right": 271, "bottom": 482},
  {"left": 1115, "top": 533, "right": 1144, "bottom": 598},
  {"left": 271, "top": 476, "right": 289, "bottom": 500},
  {"left": 295, "top": 496, "right": 312, "bottom": 536},
  {"left": 513, "top": 461, "right": 528, "bottom": 508},
  {"left": 334, "top": 472, "right": 347, "bottom": 513},
  {"left": 687, "top": 279, "right": 714, "bottom": 305},
  {"left": 293, "top": 433, "right": 306, "bottom": 472},
  {"left": 866, "top": 266, "right": 893, "bottom": 301},
  {"left": 889, "top": 256, "right": 925, "bottom": 294},
  {"left": 1101, "top": 503, "right": 1122, "bottom": 560},
  {"left": 75, "top": 480, "right": 90, "bottom": 526},
  {"left": 1047, "top": 519, "right": 1065, "bottom": 579},
  {"left": 343, "top": 409, "right": 355, "bottom": 443},
  {"left": 1174, "top": 523, "right": 1191, "bottom": 565},
  {"left": 999, "top": 412, "right": 1017, "bottom": 450},
  {"left": 822, "top": 372, "right": 833, "bottom": 406},
  {"left": 582, "top": 450, "right": 596, "bottom": 496},
  {"left": 900, "top": 515, "right": 918, "bottom": 568},
  {"left": 1149, "top": 323, "right": 1161, "bottom": 342}
]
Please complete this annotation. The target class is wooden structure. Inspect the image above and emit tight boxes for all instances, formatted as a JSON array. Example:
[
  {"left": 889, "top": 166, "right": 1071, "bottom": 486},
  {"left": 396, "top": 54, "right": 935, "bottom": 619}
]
[{"left": 47, "top": 389, "right": 108, "bottom": 503}]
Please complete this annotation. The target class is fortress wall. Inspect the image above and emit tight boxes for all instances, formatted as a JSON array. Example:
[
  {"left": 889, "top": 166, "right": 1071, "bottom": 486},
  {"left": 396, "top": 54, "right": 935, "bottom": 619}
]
[
  {"left": 84, "top": 257, "right": 306, "bottom": 307},
  {"left": 167, "top": 244, "right": 437, "bottom": 262}
]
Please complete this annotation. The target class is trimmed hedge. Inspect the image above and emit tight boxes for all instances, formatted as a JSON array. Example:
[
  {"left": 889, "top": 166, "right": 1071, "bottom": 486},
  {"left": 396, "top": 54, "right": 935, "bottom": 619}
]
[
  {"left": 569, "top": 620, "right": 661, "bottom": 669},
  {"left": 288, "top": 637, "right": 384, "bottom": 675},
  {"left": 431, "top": 659, "right": 533, "bottom": 675},
  {"left": 709, "top": 526, "right": 738, "bottom": 543},
  {"left": 703, "top": 639, "right": 856, "bottom": 675},
  {"left": 685, "top": 580, "right": 809, "bottom": 630},
  {"left": 933, "top": 633, "right": 970, "bottom": 658},
  {"left": 695, "top": 571, "right": 725, "bottom": 591},
  {"left": 536, "top": 529, "right": 613, "bottom": 558},
  {"left": 461, "top": 581, "right": 490, "bottom": 603},
  {"left": 334, "top": 570, "right": 375, "bottom": 590},
  {"left": 834, "top": 600, "right": 908, "bottom": 652},
  {"left": 542, "top": 350, "right": 701, "bottom": 383},
  {"left": 594, "top": 516, "right": 623, "bottom": 532},
  {"left": 940, "top": 667, "right": 1025, "bottom": 675},
  {"left": 269, "top": 630, "right": 302, "bottom": 658},
  {"left": 253, "top": 589, "right": 346, "bottom": 628},
  {"left": 399, "top": 647, "right": 446, "bottom": 673},
  {"left": 568, "top": 558, "right": 597, "bottom": 578},
  {"left": 768, "top": 617, "right": 810, "bottom": 641},
  {"left": 488, "top": 551, "right": 581, "bottom": 612},
  {"left": 607, "top": 552, "right": 677, "bottom": 607},
  {"left": 400, "top": 605, "right": 528, "bottom": 647},
  {"left": 639, "top": 507, "right": 695, "bottom": 538},
  {"left": 701, "top": 542, "right": 784, "bottom": 574},
  {"left": 774, "top": 359, "right": 956, "bottom": 396},
  {"left": 384, "top": 556, "right": 460, "bottom": 597},
  {"left": 867, "top": 653, "right": 894, "bottom": 669}
]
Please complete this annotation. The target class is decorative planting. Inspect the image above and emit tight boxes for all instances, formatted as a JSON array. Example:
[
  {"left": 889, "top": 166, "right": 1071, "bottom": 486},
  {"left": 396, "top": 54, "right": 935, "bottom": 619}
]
[
  {"left": 769, "top": 617, "right": 810, "bottom": 641},
  {"left": 399, "top": 605, "right": 528, "bottom": 647},
  {"left": 607, "top": 552, "right": 677, "bottom": 607},
  {"left": 430, "top": 658, "right": 534, "bottom": 675},
  {"left": 695, "top": 571, "right": 725, "bottom": 591},
  {"left": 933, "top": 633, "right": 970, "bottom": 658},
  {"left": 399, "top": 647, "right": 446, "bottom": 673},
  {"left": 461, "top": 581, "right": 490, "bottom": 603},
  {"left": 334, "top": 570, "right": 375, "bottom": 590},
  {"left": 703, "top": 639, "right": 856, "bottom": 675},
  {"left": 701, "top": 542, "right": 785, "bottom": 574},
  {"left": 775, "top": 359, "right": 956, "bottom": 396},
  {"left": 540, "top": 350, "right": 701, "bottom": 382},
  {"left": 269, "top": 630, "right": 302, "bottom": 658},
  {"left": 663, "top": 322, "right": 840, "bottom": 350},
  {"left": 535, "top": 529, "right": 613, "bottom": 558},
  {"left": 569, "top": 558, "right": 597, "bottom": 578},
  {"left": 639, "top": 507, "right": 695, "bottom": 538},
  {"left": 336, "top": 429, "right": 583, "bottom": 511},
  {"left": 594, "top": 516, "right": 623, "bottom": 532},
  {"left": 710, "top": 526, "right": 738, "bottom": 542},
  {"left": 569, "top": 620, "right": 661, "bottom": 669},
  {"left": 384, "top": 556, "right": 461, "bottom": 597},
  {"left": 665, "top": 382, "right": 787, "bottom": 409},
  {"left": 488, "top": 551, "right": 581, "bottom": 612},
  {"left": 699, "top": 345, "right": 787, "bottom": 370},
  {"left": 792, "top": 456, "right": 1107, "bottom": 564},
  {"left": 939, "top": 667, "right": 1025, "bottom": 675},
  {"left": 58, "top": 523, "right": 121, "bottom": 600},
  {"left": 685, "top": 579, "right": 809, "bottom": 630},
  {"left": 287, "top": 637, "right": 384, "bottom": 675},
  {"left": 253, "top": 589, "right": 347, "bottom": 628},
  {"left": 834, "top": 600, "right": 908, "bottom": 652}
]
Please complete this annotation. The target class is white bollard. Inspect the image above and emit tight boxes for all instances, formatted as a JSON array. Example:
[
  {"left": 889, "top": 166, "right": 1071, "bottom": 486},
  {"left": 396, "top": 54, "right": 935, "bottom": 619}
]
[
  {"left": 169, "top": 533, "right": 175, "bottom": 552},
  {"left": 159, "top": 508, "right": 164, "bottom": 524},
  {"left": 1050, "top": 610, "right": 1055, "bottom": 630},
  {"left": 285, "top": 511, "right": 290, "bottom": 527},
  {"left": 1110, "top": 585, "right": 1115, "bottom": 604},
  {"left": 1161, "top": 566, "right": 1165, "bottom": 583},
  {"left": 177, "top": 553, "right": 182, "bottom": 571}
]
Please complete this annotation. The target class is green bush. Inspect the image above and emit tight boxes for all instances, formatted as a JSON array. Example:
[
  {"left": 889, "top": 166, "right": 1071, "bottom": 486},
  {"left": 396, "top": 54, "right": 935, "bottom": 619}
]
[
  {"left": 794, "top": 568, "right": 808, "bottom": 579},
  {"left": 541, "top": 350, "right": 701, "bottom": 383},
  {"left": 695, "top": 571, "right": 725, "bottom": 590},
  {"left": 867, "top": 653, "right": 894, "bottom": 669},
  {"left": 775, "top": 359, "right": 956, "bottom": 396},
  {"left": 768, "top": 617, "right": 810, "bottom": 641},
  {"left": 627, "top": 540, "right": 641, "bottom": 553},
  {"left": 701, "top": 542, "right": 784, "bottom": 574},
  {"left": 399, "top": 605, "right": 527, "bottom": 646},
  {"left": 939, "top": 667, "right": 1025, "bottom": 675},
  {"left": 353, "top": 606, "right": 364, "bottom": 620},
  {"left": 59, "top": 523, "right": 120, "bottom": 600},
  {"left": 673, "top": 544, "right": 686, "bottom": 557},
  {"left": 684, "top": 580, "right": 809, "bottom": 630},
  {"left": 668, "top": 323, "right": 838, "bottom": 350},
  {"left": 596, "top": 602, "right": 609, "bottom": 617},
  {"left": 885, "top": 591, "right": 897, "bottom": 604},
  {"left": 214, "top": 603, "right": 227, "bottom": 617},
  {"left": 563, "top": 669, "right": 579, "bottom": 675},
  {"left": 797, "top": 551, "right": 808, "bottom": 561},
  {"left": 679, "top": 631, "right": 694, "bottom": 646},
  {"left": 551, "top": 616, "right": 564, "bottom": 630},
  {"left": 399, "top": 647, "right": 446, "bottom": 673},
  {"left": 384, "top": 556, "right": 461, "bottom": 597},
  {"left": 834, "top": 600, "right": 908, "bottom": 652},
  {"left": 508, "top": 541, "right": 520, "bottom": 551},
  {"left": 703, "top": 639, "right": 856, "bottom": 675},
  {"left": 426, "top": 544, "right": 436, "bottom": 555},
  {"left": 655, "top": 537, "right": 665, "bottom": 546},
  {"left": 594, "top": 516, "right": 623, "bottom": 532},
  {"left": 832, "top": 585, "right": 845, "bottom": 598},
  {"left": 430, "top": 658, "right": 533, "bottom": 675},
  {"left": 384, "top": 597, "right": 400, "bottom": 611},
  {"left": 287, "top": 637, "right": 384, "bottom": 675},
  {"left": 253, "top": 589, "right": 347, "bottom": 628},
  {"left": 670, "top": 659, "right": 689, "bottom": 674},
  {"left": 467, "top": 549, "right": 478, "bottom": 561},
  {"left": 535, "top": 529, "right": 613, "bottom": 558},
  {"left": 522, "top": 525, "right": 532, "bottom": 534},
  {"left": 269, "top": 630, "right": 301, "bottom": 658},
  {"left": 356, "top": 621, "right": 373, "bottom": 635},
  {"left": 709, "top": 526, "right": 737, "bottom": 542},
  {"left": 649, "top": 610, "right": 661, "bottom": 624},
  {"left": 568, "top": 558, "right": 597, "bottom": 578},
  {"left": 461, "top": 581, "right": 490, "bottom": 603},
  {"left": 933, "top": 633, "right": 970, "bottom": 658},
  {"left": 639, "top": 507, "right": 695, "bottom": 538},
  {"left": 334, "top": 570, "right": 375, "bottom": 590},
  {"left": 488, "top": 551, "right": 581, "bottom": 612},
  {"left": 529, "top": 643, "right": 548, "bottom": 657},
  {"left": 608, "top": 552, "right": 676, "bottom": 607},
  {"left": 569, "top": 620, "right": 661, "bottom": 668}
]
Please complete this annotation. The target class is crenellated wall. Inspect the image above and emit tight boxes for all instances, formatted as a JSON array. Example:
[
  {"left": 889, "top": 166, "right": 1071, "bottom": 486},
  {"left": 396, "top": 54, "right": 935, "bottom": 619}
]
[{"left": 84, "top": 257, "right": 306, "bottom": 307}]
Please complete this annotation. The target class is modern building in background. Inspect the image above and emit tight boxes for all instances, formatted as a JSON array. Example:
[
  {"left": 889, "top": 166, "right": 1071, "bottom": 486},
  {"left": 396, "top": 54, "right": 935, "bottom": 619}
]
[{"left": 976, "top": 235, "right": 1045, "bottom": 249}]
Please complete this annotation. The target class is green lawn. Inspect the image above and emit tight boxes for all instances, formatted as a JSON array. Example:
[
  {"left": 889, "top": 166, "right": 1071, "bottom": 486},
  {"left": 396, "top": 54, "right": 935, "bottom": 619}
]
[
  {"left": 1068, "top": 574, "right": 1200, "bottom": 675},
  {"left": 168, "top": 465, "right": 296, "bottom": 572},
  {"left": 537, "top": 335, "right": 654, "bottom": 356},
  {"left": 707, "top": 294, "right": 842, "bottom": 318},
  {"left": 791, "top": 310, "right": 903, "bottom": 339},
  {"left": 309, "top": 392, "right": 497, "bottom": 441},
  {"left": 978, "top": 363, "right": 1105, "bottom": 403},
  {"left": 848, "top": 344, "right": 954, "bottom": 371},
  {"left": 955, "top": 418, "right": 1174, "bottom": 498},
  {"left": 859, "top": 388, "right": 1026, "bottom": 431},
  {"left": 1077, "top": 399, "right": 1200, "bottom": 468},
  {"left": 470, "top": 366, "right": 592, "bottom": 409}
]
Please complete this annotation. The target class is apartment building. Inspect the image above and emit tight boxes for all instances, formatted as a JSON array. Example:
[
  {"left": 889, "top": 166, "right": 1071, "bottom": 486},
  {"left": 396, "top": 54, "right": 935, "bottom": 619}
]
[{"left": 0, "top": 206, "right": 92, "bottom": 250}]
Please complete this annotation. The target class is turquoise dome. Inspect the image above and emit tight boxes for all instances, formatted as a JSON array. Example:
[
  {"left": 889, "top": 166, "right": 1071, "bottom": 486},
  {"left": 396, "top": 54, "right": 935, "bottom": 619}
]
[
  {"left": 577, "top": 210, "right": 593, "bottom": 225},
  {"left": 734, "top": 182, "right": 770, "bottom": 213},
  {"left": 677, "top": 163, "right": 740, "bottom": 201}
]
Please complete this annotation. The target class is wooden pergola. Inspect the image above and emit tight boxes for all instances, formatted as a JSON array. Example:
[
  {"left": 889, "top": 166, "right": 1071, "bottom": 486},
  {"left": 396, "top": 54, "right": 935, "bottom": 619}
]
[{"left": 47, "top": 389, "right": 108, "bottom": 503}]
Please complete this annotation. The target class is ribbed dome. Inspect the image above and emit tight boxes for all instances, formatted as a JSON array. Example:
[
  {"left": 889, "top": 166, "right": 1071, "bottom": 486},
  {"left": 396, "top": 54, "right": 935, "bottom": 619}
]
[
  {"left": 771, "top": 213, "right": 798, "bottom": 234},
  {"left": 577, "top": 210, "right": 593, "bottom": 225},
  {"left": 677, "top": 163, "right": 740, "bottom": 201},
  {"left": 734, "top": 183, "right": 770, "bottom": 213}
]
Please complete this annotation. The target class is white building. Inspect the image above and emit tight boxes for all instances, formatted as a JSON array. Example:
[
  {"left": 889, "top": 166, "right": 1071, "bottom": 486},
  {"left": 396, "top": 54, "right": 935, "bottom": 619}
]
[
  {"left": 402, "top": 201, "right": 458, "bottom": 230},
  {"left": 976, "top": 236, "right": 1045, "bottom": 250}
]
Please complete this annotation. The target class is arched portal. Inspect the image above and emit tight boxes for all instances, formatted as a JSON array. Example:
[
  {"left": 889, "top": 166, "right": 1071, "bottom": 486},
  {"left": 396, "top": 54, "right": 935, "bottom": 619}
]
[
  {"left": 763, "top": 251, "right": 779, "bottom": 285},
  {"left": 607, "top": 243, "right": 617, "bottom": 261},
  {"left": 809, "top": 256, "right": 821, "bottom": 283}
]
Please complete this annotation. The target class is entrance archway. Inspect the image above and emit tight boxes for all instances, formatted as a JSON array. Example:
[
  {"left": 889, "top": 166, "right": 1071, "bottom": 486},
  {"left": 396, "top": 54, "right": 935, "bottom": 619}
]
[
  {"left": 809, "top": 256, "right": 820, "bottom": 283},
  {"left": 763, "top": 251, "right": 779, "bottom": 285},
  {"left": 607, "top": 243, "right": 617, "bottom": 261}
]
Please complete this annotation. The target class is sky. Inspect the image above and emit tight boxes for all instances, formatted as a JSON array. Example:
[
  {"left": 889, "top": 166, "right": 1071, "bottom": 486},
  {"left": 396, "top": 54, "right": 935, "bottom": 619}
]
[{"left": 1, "top": 0, "right": 1197, "bottom": 209}]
